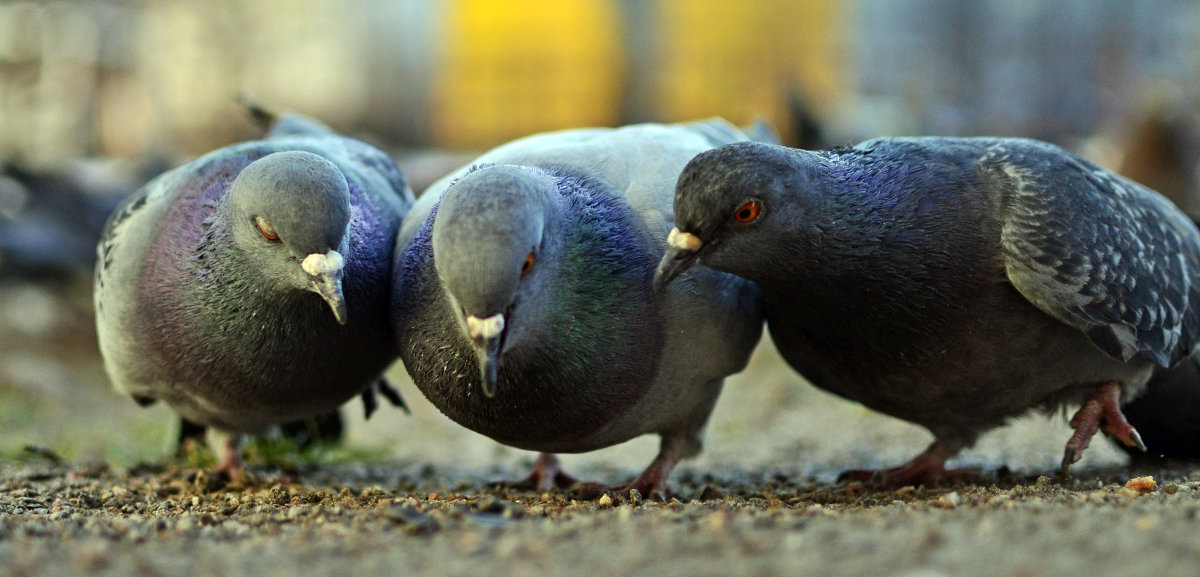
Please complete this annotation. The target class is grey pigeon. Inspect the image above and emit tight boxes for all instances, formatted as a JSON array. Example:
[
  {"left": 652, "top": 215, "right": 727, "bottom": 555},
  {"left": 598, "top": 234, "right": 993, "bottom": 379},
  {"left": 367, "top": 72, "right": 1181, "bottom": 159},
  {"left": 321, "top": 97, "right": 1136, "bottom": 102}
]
[
  {"left": 655, "top": 137, "right": 1200, "bottom": 486},
  {"left": 1, "top": 160, "right": 152, "bottom": 280},
  {"left": 392, "top": 120, "right": 765, "bottom": 498},
  {"left": 94, "top": 113, "right": 414, "bottom": 475}
]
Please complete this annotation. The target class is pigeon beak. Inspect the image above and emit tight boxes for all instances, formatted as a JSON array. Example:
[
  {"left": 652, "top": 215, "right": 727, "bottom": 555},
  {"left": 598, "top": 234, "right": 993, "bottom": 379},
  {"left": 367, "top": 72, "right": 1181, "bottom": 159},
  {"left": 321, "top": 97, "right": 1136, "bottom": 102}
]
[
  {"left": 466, "top": 313, "right": 505, "bottom": 398},
  {"left": 302, "top": 250, "right": 349, "bottom": 325},
  {"left": 653, "top": 228, "right": 703, "bottom": 292}
]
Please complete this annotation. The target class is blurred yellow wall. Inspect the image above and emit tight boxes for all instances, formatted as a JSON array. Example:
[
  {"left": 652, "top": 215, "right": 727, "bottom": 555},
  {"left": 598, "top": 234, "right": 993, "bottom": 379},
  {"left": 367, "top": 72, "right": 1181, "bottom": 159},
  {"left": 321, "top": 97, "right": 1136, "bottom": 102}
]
[
  {"left": 654, "top": 0, "right": 843, "bottom": 143},
  {"left": 431, "top": 0, "right": 625, "bottom": 148},
  {"left": 430, "top": 0, "right": 844, "bottom": 148}
]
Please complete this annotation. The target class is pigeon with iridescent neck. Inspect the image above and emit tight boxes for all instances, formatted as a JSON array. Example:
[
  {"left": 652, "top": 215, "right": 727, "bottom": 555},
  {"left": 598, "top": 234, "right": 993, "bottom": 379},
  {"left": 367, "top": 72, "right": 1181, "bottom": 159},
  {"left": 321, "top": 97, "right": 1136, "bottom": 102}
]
[
  {"left": 94, "top": 113, "right": 413, "bottom": 475},
  {"left": 654, "top": 137, "right": 1200, "bottom": 486},
  {"left": 392, "top": 120, "right": 767, "bottom": 499}
]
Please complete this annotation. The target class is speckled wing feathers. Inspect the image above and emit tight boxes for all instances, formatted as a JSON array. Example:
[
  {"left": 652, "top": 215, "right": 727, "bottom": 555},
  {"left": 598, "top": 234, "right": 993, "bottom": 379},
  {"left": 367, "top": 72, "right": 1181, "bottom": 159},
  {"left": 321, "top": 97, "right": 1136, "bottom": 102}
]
[{"left": 991, "top": 140, "right": 1200, "bottom": 367}]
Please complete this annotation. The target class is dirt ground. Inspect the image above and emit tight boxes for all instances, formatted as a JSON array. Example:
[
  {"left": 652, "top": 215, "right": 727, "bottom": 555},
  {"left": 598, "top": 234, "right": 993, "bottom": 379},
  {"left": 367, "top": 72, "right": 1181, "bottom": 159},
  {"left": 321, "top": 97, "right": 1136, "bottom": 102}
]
[{"left": 2, "top": 278, "right": 1200, "bottom": 577}]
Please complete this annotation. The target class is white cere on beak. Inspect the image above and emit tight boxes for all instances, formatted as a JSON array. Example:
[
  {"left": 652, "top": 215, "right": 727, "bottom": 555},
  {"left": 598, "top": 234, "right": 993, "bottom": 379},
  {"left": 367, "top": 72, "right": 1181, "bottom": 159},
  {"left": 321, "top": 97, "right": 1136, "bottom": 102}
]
[
  {"left": 466, "top": 313, "right": 505, "bottom": 341},
  {"left": 666, "top": 227, "right": 702, "bottom": 252},
  {"left": 301, "top": 250, "right": 344, "bottom": 276}
]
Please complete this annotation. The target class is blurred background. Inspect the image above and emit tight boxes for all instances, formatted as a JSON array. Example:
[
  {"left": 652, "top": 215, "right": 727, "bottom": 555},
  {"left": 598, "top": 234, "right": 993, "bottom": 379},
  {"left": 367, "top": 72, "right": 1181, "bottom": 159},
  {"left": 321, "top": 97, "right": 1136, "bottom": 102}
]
[{"left": 1, "top": 0, "right": 1198, "bottom": 477}]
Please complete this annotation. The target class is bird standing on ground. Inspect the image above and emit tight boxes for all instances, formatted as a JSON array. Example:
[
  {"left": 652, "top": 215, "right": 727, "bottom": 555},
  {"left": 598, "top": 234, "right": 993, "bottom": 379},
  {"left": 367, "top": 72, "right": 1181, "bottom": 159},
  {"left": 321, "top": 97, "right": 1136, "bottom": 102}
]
[
  {"left": 655, "top": 137, "right": 1200, "bottom": 486},
  {"left": 392, "top": 120, "right": 766, "bottom": 499},
  {"left": 94, "top": 113, "right": 413, "bottom": 475}
]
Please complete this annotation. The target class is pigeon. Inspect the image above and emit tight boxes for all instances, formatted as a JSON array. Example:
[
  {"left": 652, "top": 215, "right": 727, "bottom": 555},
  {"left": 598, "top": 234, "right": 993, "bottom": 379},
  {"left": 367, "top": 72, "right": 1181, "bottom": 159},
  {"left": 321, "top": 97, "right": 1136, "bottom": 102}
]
[
  {"left": 1, "top": 159, "right": 152, "bottom": 280},
  {"left": 94, "top": 112, "right": 414, "bottom": 475},
  {"left": 654, "top": 137, "right": 1200, "bottom": 486},
  {"left": 391, "top": 120, "right": 766, "bottom": 499}
]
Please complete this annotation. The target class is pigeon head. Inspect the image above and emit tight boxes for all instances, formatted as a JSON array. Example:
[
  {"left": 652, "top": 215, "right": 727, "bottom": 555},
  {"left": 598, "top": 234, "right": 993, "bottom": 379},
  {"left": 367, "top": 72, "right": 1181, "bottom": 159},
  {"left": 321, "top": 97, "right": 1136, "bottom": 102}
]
[
  {"left": 431, "top": 164, "right": 560, "bottom": 397},
  {"left": 654, "top": 141, "right": 821, "bottom": 291},
  {"left": 226, "top": 150, "right": 353, "bottom": 324}
]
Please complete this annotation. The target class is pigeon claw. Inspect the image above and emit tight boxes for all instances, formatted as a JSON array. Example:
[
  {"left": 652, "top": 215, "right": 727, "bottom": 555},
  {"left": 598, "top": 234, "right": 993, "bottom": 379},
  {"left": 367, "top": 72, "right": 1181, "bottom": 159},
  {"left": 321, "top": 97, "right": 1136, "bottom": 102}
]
[
  {"left": 1060, "top": 446, "right": 1082, "bottom": 474},
  {"left": 507, "top": 453, "right": 581, "bottom": 492},
  {"left": 1062, "top": 381, "right": 1144, "bottom": 473},
  {"left": 1127, "top": 429, "right": 1148, "bottom": 453},
  {"left": 213, "top": 435, "right": 246, "bottom": 481},
  {"left": 837, "top": 440, "right": 975, "bottom": 488},
  {"left": 578, "top": 449, "right": 679, "bottom": 502}
]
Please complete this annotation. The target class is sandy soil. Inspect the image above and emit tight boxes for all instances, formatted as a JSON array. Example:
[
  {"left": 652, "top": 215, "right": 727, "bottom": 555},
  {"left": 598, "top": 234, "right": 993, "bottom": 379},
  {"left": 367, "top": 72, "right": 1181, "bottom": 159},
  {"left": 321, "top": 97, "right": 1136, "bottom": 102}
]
[{"left": 2, "top": 278, "right": 1200, "bottom": 577}]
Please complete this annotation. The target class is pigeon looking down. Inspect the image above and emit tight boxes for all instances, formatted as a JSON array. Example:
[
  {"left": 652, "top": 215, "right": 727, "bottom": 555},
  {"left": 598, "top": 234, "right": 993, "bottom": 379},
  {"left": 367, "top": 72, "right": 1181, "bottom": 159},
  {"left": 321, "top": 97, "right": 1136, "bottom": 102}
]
[
  {"left": 392, "top": 120, "right": 766, "bottom": 499},
  {"left": 94, "top": 114, "right": 414, "bottom": 474},
  {"left": 655, "top": 137, "right": 1200, "bottom": 486}
]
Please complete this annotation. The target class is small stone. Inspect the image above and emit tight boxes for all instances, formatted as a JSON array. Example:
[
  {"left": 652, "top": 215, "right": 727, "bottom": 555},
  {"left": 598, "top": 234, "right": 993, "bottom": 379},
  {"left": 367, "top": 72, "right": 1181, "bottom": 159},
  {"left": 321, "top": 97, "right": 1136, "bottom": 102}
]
[
  {"left": 628, "top": 489, "right": 643, "bottom": 505},
  {"left": 597, "top": 494, "right": 614, "bottom": 507},
  {"left": 1117, "top": 487, "right": 1140, "bottom": 499},
  {"left": 938, "top": 491, "right": 961, "bottom": 508},
  {"left": 1124, "top": 476, "right": 1156, "bottom": 495}
]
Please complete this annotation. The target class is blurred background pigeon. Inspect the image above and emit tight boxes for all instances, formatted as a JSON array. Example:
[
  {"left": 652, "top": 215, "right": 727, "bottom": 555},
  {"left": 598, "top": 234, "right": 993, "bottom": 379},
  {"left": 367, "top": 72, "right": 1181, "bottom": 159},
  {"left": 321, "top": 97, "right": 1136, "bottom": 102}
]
[{"left": 0, "top": 159, "right": 160, "bottom": 281}]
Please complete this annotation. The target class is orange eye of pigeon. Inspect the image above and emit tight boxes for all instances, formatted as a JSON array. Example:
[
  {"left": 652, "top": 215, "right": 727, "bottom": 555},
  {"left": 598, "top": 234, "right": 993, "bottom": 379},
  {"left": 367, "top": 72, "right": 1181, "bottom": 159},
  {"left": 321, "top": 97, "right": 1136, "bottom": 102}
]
[
  {"left": 255, "top": 216, "right": 280, "bottom": 242},
  {"left": 733, "top": 200, "right": 761, "bottom": 224},
  {"left": 521, "top": 252, "right": 535, "bottom": 275}
]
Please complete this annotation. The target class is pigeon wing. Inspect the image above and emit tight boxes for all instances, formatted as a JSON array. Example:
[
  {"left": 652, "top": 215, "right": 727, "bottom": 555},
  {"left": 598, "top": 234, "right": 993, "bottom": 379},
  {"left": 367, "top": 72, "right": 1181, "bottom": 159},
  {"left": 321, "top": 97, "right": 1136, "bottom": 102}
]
[{"left": 990, "top": 139, "right": 1200, "bottom": 367}]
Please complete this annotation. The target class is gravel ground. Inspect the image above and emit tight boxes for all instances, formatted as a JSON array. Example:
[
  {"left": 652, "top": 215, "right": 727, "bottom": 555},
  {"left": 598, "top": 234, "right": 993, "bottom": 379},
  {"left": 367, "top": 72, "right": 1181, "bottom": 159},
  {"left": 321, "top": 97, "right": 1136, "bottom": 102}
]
[
  {"left": 3, "top": 279, "right": 1200, "bottom": 577},
  {"left": 1, "top": 459, "right": 1199, "bottom": 577}
]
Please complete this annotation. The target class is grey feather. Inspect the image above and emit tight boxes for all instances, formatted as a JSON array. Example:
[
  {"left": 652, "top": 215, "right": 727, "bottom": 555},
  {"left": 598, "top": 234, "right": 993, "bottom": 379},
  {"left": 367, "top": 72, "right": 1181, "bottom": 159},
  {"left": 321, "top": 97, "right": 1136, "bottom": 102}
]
[{"left": 989, "top": 139, "right": 1200, "bottom": 366}]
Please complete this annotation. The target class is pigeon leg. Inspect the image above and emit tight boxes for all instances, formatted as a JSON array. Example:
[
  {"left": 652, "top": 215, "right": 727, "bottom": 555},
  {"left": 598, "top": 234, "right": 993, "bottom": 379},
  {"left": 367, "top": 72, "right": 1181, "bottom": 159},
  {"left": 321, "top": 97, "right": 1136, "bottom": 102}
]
[
  {"left": 210, "top": 431, "right": 245, "bottom": 480},
  {"left": 1062, "top": 381, "right": 1147, "bottom": 472},
  {"left": 838, "top": 440, "right": 977, "bottom": 488},
  {"left": 608, "top": 450, "right": 677, "bottom": 501},
  {"left": 576, "top": 449, "right": 680, "bottom": 502},
  {"left": 511, "top": 453, "right": 581, "bottom": 492}
]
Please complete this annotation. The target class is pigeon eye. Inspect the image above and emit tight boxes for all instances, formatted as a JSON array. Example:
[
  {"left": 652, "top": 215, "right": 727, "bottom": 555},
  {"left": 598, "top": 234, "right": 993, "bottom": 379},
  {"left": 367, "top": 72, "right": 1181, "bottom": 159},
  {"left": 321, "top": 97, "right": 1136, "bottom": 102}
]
[
  {"left": 254, "top": 216, "right": 280, "bottom": 242},
  {"left": 521, "top": 252, "right": 535, "bottom": 276},
  {"left": 732, "top": 200, "right": 761, "bottom": 224}
]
